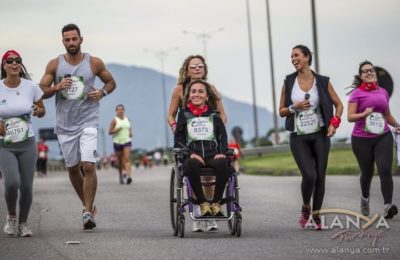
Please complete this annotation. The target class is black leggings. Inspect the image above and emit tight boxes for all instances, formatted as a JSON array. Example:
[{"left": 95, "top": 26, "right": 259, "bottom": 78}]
[
  {"left": 352, "top": 132, "right": 394, "bottom": 204},
  {"left": 290, "top": 130, "right": 330, "bottom": 211},
  {"left": 183, "top": 158, "right": 229, "bottom": 204}
]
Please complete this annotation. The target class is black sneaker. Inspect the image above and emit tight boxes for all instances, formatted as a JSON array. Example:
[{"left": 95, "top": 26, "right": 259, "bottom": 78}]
[
  {"left": 384, "top": 204, "right": 398, "bottom": 219},
  {"left": 126, "top": 177, "right": 132, "bottom": 185}
]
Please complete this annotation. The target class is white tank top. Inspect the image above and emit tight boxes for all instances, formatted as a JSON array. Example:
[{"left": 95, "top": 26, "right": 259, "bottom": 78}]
[{"left": 290, "top": 77, "right": 325, "bottom": 133}]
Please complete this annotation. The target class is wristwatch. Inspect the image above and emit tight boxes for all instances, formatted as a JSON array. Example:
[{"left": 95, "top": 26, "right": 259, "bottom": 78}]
[
  {"left": 288, "top": 104, "right": 296, "bottom": 114},
  {"left": 101, "top": 89, "right": 108, "bottom": 97}
]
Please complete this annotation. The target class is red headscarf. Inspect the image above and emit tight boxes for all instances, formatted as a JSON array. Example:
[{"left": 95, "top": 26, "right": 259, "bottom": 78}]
[{"left": 2, "top": 50, "right": 21, "bottom": 65}]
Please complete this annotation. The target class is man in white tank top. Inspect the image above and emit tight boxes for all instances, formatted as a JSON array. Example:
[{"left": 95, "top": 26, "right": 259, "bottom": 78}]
[{"left": 39, "top": 24, "right": 116, "bottom": 230}]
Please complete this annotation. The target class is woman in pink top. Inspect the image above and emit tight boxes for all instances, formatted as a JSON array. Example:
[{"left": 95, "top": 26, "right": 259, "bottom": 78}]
[{"left": 348, "top": 60, "right": 400, "bottom": 219}]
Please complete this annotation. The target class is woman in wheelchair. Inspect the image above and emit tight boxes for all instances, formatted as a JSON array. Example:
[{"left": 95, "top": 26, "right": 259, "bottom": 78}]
[{"left": 174, "top": 79, "right": 229, "bottom": 217}]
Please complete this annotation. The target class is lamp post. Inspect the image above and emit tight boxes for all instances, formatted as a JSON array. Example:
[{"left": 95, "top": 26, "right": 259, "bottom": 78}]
[
  {"left": 311, "top": 0, "right": 319, "bottom": 73},
  {"left": 265, "top": 0, "right": 279, "bottom": 146},
  {"left": 182, "top": 28, "right": 224, "bottom": 60},
  {"left": 245, "top": 0, "right": 259, "bottom": 146},
  {"left": 144, "top": 47, "right": 178, "bottom": 149}
]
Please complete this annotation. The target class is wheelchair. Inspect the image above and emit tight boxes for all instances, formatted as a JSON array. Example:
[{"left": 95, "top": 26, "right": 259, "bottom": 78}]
[{"left": 169, "top": 147, "right": 242, "bottom": 238}]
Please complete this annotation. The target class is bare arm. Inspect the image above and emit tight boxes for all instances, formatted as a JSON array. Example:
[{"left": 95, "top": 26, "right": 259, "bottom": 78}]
[
  {"left": 347, "top": 102, "right": 372, "bottom": 122},
  {"left": 39, "top": 59, "right": 61, "bottom": 99},
  {"left": 210, "top": 85, "right": 227, "bottom": 124},
  {"left": 328, "top": 82, "right": 343, "bottom": 118},
  {"left": 88, "top": 57, "right": 116, "bottom": 101},
  {"left": 326, "top": 81, "right": 344, "bottom": 137},
  {"left": 167, "top": 84, "right": 183, "bottom": 129},
  {"left": 279, "top": 84, "right": 291, "bottom": 117},
  {"left": 385, "top": 108, "right": 400, "bottom": 130},
  {"left": 108, "top": 119, "right": 118, "bottom": 135}
]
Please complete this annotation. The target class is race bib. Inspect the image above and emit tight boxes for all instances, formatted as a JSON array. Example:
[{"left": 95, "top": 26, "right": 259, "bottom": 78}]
[
  {"left": 60, "top": 76, "right": 85, "bottom": 100},
  {"left": 295, "top": 109, "right": 321, "bottom": 135},
  {"left": 3, "top": 116, "right": 29, "bottom": 144},
  {"left": 365, "top": 112, "right": 385, "bottom": 134},
  {"left": 187, "top": 117, "right": 215, "bottom": 142}
]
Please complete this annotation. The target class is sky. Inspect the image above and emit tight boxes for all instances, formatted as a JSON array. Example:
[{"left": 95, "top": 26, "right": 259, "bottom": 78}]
[{"left": 1, "top": 0, "right": 399, "bottom": 139}]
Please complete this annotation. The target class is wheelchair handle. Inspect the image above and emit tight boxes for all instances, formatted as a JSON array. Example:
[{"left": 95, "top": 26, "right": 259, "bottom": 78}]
[
  {"left": 226, "top": 148, "right": 235, "bottom": 157},
  {"left": 172, "top": 147, "right": 190, "bottom": 156}
]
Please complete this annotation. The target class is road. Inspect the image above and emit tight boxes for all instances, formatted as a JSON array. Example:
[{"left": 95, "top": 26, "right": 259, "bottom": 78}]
[{"left": 0, "top": 165, "right": 399, "bottom": 260}]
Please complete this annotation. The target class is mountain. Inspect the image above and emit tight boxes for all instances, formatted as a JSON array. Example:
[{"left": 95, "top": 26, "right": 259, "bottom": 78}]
[{"left": 32, "top": 64, "right": 280, "bottom": 154}]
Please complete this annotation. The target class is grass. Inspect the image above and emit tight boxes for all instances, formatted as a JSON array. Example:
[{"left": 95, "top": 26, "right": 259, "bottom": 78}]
[{"left": 240, "top": 148, "right": 398, "bottom": 176}]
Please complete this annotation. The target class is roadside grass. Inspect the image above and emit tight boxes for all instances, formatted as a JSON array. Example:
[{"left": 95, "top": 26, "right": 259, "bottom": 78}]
[{"left": 240, "top": 148, "right": 398, "bottom": 176}]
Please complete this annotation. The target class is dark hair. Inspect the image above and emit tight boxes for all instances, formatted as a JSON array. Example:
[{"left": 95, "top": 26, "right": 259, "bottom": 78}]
[
  {"left": 115, "top": 104, "right": 125, "bottom": 110},
  {"left": 1, "top": 62, "right": 31, "bottom": 80},
  {"left": 293, "top": 45, "right": 312, "bottom": 66},
  {"left": 182, "top": 79, "right": 219, "bottom": 110},
  {"left": 346, "top": 60, "right": 375, "bottom": 94},
  {"left": 62, "top": 24, "right": 81, "bottom": 37}
]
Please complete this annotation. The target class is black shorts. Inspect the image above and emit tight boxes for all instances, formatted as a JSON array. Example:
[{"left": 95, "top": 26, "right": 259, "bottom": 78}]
[{"left": 113, "top": 142, "right": 132, "bottom": 152}]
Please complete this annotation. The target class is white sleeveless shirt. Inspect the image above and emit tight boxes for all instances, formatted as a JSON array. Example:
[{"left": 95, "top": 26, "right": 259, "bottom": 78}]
[{"left": 290, "top": 77, "right": 324, "bottom": 133}]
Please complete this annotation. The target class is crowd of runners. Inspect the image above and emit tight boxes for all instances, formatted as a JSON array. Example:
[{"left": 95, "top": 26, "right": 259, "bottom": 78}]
[{"left": 0, "top": 23, "right": 398, "bottom": 237}]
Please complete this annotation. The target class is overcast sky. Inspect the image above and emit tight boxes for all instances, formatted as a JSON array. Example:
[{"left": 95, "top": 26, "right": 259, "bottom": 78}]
[{"left": 1, "top": 0, "right": 399, "bottom": 137}]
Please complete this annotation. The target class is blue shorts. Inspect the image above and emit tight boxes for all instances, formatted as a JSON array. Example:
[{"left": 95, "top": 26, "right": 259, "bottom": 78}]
[{"left": 113, "top": 142, "right": 132, "bottom": 152}]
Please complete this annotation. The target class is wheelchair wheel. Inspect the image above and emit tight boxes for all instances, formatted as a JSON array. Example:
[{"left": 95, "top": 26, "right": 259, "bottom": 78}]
[
  {"left": 227, "top": 175, "right": 240, "bottom": 235},
  {"left": 170, "top": 167, "right": 178, "bottom": 236},
  {"left": 178, "top": 214, "right": 185, "bottom": 238},
  {"left": 234, "top": 213, "right": 242, "bottom": 237}
]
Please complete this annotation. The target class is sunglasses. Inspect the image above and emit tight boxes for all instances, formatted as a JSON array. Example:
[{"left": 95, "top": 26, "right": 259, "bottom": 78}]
[
  {"left": 189, "top": 64, "right": 205, "bottom": 70},
  {"left": 5, "top": 57, "right": 22, "bottom": 65},
  {"left": 361, "top": 68, "right": 375, "bottom": 74}
]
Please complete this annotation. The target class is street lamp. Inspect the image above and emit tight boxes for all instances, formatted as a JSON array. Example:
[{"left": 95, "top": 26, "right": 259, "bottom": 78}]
[
  {"left": 245, "top": 0, "right": 259, "bottom": 146},
  {"left": 311, "top": 0, "right": 319, "bottom": 73},
  {"left": 182, "top": 28, "right": 224, "bottom": 60},
  {"left": 265, "top": 0, "right": 279, "bottom": 146},
  {"left": 144, "top": 47, "right": 179, "bottom": 149}
]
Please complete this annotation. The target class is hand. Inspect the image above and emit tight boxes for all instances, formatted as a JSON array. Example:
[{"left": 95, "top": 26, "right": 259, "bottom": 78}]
[
  {"left": 363, "top": 107, "right": 374, "bottom": 117},
  {"left": 57, "top": 77, "right": 73, "bottom": 91},
  {"left": 0, "top": 122, "right": 5, "bottom": 136},
  {"left": 327, "top": 124, "right": 336, "bottom": 137},
  {"left": 214, "top": 154, "right": 226, "bottom": 159},
  {"left": 32, "top": 104, "right": 45, "bottom": 117},
  {"left": 190, "top": 153, "right": 205, "bottom": 165},
  {"left": 87, "top": 86, "right": 103, "bottom": 102},
  {"left": 294, "top": 100, "right": 311, "bottom": 110}
]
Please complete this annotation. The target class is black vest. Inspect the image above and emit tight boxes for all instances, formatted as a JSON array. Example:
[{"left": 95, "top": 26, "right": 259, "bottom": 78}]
[{"left": 284, "top": 72, "right": 333, "bottom": 132}]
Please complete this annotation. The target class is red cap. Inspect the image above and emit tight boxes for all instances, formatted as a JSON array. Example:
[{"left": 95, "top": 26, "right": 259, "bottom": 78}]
[{"left": 2, "top": 50, "right": 21, "bottom": 65}]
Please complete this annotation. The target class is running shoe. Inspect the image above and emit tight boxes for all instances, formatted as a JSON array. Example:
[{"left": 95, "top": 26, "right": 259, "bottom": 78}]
[
  {"left": 126, "top": 177, "right": 132, "bottom": 185},
  {"left": 192, "top": 221, "right": 203, "bottom": 232},
  {"left": 299, "top": 206, "right": 311, "bottom": 228},
  {"left": 82, "top": 212, "right": 96, "bottom": 230},
  {"left": 18, "top": 223, "right": 32, "bottom": 237},
  {"left": 312, "top": 215, "right": 323, "bottom": 231},
  {"left": 361, "top": 197, "right": 370, "bottom": 216},
  {"left": 206, "top": 220, "right": 218, "bottom": 231},
  {"left": 3, "top": 215, "right": 17, "bottom": 236},
  {"left": 384, "top": 204, "right": 398, "bottom": 219},
  {"left": 200, "top": 202, "right": 212, "bottom": 216},
  {"left": 210, "top": 203, "right": 224, "bottom": 216}
]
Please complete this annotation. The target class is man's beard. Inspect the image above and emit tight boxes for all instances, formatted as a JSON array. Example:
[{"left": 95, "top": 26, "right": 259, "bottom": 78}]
[{"left": 66, "top": 44, "right": 81, "bottom": 55}]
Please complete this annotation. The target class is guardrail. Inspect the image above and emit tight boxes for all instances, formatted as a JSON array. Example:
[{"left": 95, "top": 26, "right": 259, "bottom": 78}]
[{"left": 241, "top": 142, "right": 351, "bottom": 157}]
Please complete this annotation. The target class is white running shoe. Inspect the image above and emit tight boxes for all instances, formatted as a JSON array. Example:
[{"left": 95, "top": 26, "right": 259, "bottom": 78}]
[
  {"left": 18, "top": 223, "right": 32, "bottom": 237},
  {"left": 4, "top": 215, "right": 17, "bottom": 236},
  {"left": 192, "top": 221, "right": 204, "bottom": 232},
  {"left": 206, "top": 220, "right": 218, "bottom": 231}
]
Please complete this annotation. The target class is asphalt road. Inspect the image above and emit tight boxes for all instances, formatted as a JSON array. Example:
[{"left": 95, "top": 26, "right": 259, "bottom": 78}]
[{"left": 0, "top": 165, "right": 399, "bottom": 260}]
